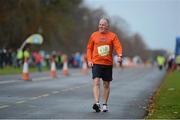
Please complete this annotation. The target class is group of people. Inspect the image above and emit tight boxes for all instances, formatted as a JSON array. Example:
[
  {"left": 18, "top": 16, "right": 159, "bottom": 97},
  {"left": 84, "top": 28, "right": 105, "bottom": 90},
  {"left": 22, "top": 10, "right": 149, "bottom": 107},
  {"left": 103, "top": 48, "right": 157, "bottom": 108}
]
[
  {"left": 0, "top": 48, "right": 16, "bottom": 68},
  {"left": 0, "top": 47, "right": 89, "bottom": 71},
  {"left": 156, "top": 54, "right": 180, "bottom": 72}
]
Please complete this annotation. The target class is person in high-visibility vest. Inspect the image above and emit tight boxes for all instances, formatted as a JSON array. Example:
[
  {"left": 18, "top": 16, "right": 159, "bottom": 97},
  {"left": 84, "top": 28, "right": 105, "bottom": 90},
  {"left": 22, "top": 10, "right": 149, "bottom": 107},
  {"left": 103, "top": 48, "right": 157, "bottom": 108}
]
[
  {"left": 24, "top": 49, "right": 30, "bottom": 60},
  {"left": 156, "top": 55, "right": 165, "bottom": 70},
  {"left": 16, "top": 49, "right": 23, "bottom": 67}
]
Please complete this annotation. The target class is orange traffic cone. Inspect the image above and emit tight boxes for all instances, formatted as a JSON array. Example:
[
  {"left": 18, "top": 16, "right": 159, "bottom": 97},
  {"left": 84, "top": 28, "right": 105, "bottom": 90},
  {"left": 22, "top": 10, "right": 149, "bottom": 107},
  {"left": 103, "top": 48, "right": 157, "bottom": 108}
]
[
  {"left": 21, "top": 58, "right": 30, "bottom": 81},
  {"left": 50, "top": 58, "right": 57, "bottom": 78},
  {"left": 62, "top": 55, "right": 69, "bottom": 76}
]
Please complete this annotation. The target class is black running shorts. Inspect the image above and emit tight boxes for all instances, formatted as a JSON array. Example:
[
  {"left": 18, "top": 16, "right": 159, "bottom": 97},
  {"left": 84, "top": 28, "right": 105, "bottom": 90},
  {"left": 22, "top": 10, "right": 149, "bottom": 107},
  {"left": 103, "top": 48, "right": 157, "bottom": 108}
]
[{"left": 92, "top": 64, "right": 113, "bottom": 81}]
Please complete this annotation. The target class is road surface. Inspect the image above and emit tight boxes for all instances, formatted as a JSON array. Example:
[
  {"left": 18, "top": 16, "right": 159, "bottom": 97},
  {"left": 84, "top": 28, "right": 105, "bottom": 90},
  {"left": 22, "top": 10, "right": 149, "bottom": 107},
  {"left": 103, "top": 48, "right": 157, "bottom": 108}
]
[{"left": 0, "top": 66, "right": 166, "bottom": 119}]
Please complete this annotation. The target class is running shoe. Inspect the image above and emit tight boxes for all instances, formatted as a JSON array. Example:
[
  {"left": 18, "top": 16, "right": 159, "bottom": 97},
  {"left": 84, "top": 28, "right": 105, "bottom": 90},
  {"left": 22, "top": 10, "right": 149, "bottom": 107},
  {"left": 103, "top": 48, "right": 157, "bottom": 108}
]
[
  {"left": 102, "top": 104, "right": 108, "bottom": 112},
  {"left": 92, "top": 103, "right": 101, "bottom": 112}
]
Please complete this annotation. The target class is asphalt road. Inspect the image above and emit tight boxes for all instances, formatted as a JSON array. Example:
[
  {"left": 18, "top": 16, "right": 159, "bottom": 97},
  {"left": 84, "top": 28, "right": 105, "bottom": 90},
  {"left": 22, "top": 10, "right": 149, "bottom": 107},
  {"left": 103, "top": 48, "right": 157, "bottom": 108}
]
[{"left": 0, "top": 66, "right": 166, "bottom": 119}]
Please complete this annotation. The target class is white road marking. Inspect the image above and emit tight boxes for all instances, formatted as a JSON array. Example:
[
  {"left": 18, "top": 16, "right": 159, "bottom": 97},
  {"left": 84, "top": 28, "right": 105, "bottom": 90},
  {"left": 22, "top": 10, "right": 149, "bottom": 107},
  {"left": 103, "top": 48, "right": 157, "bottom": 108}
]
[
  {"left": 0, "top": 76, "right": 52, "bottom": 85},
  {"left": 30, "top": 96, "right": 40, "bottom": 100},
  {"left": 41, "top": 94, "right": 49, "bottom": 97},
  {"left": 0, "top": 80, "right": 19, "bottom": 84},
  {"left": 0, "top": 105, "right": 9, "bottom": 109},
  {"left": 32, "top": 76, "right": 52, "bottom": 81},
  {"left": 52, "top": 91, "right": 60, "bottom": 94},
  {"left": 16, "top": 100, "right": 26, "bottom": 104}
]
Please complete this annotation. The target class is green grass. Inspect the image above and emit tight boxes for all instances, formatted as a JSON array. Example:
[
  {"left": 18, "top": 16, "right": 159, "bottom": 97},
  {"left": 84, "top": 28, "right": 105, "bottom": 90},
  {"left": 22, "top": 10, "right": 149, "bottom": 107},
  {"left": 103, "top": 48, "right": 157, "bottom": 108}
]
[
  {"left": 146, "top": 70, "right": 180, "bottom": 119},
  {"left": 0, "top": 66, "right": 49, "bottom": 75}
]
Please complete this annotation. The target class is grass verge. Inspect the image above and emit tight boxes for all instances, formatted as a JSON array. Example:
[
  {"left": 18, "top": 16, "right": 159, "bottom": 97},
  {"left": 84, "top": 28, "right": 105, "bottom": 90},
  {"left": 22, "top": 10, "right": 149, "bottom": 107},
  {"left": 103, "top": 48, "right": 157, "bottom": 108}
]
[
  {"left": 146, "top": 70, "right": 180, "bottom": 119},
  {"left": 0, "top": 66, "right": 49, "bottom": 75}
]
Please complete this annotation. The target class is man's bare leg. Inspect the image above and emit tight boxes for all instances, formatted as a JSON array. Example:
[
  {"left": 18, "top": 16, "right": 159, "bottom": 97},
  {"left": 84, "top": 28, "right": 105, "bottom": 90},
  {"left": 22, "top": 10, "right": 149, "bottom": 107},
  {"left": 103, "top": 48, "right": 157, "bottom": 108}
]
[
  {"left": 103, "top": 81, "right": 110, "bottom": 104},
  {"left": 92, "top": 77, "right": 101, "bottom": 112},
  {"left": 93, "top": 77, "right": 100, "bottom": 103}
]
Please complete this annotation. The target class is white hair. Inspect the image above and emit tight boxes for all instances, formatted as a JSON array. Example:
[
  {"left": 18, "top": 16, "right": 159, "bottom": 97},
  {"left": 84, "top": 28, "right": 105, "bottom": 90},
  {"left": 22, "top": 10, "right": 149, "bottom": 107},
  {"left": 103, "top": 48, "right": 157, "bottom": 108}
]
[{"left": 100, "top": 17, "right": 110, "bottom": 25}]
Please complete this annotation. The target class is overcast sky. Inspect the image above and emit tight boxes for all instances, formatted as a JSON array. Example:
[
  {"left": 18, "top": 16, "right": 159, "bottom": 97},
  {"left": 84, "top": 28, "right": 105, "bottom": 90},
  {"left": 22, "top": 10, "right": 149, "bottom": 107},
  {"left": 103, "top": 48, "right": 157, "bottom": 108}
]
[{"left": 83, "top": 0, "right": 180, "bottom": 52}]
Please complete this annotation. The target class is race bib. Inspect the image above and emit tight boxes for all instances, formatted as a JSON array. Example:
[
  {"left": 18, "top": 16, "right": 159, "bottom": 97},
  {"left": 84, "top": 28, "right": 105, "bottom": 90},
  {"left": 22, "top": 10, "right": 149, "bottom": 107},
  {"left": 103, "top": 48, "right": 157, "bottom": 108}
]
[{"left": 97, "top": 45, "right": 110, "bottom": 56}]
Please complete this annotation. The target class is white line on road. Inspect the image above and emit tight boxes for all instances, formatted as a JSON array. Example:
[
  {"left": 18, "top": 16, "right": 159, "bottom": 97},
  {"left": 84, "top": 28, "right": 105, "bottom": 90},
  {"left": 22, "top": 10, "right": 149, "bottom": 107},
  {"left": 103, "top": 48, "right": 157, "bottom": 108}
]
[
  {"left": 16, "top": 100, "right": 26, "bottom": 104},
  {"left": 52, "top": 91, "right": 60, "bottom": 94},
  {"left": 32, "top": 76, "right": 52, "bottom": 81},
  {"left": 30, "top": 97, "right": 40, "bottom": 100},
  {"left": 0, "top": 76, "right": 52, "bottom": 85},
  {"left": 0, "top": 70, "right": 88, "bottom": 85},
  {"left": 41, "top": 94, "right": 49, "bottom": 97},
  {"left": 0, "top": 80, "right": 20, "bottom": 84},
  {"left": 61, "top": 89, "right": 69, "bottom": 92},
  {"left": 0, "top": 105, "right": 9, "bottom": 109}
]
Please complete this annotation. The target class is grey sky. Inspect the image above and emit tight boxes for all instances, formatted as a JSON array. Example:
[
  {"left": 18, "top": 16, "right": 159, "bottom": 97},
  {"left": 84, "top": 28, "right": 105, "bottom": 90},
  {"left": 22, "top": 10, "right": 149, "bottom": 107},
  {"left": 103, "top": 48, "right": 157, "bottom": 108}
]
[{"left": 83, "top": 0, "right": 180, "bottom": 52}]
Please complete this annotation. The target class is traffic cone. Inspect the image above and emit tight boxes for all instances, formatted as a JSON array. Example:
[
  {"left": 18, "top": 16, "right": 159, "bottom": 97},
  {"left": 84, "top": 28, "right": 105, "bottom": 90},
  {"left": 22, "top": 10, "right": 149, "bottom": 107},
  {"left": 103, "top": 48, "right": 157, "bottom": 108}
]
[
  {"left": 62, "top": 55, "right": 69, "bottom": 76},
  {"left": 21, "top": 58, "right": 30, "bottom": 81},
  {"left": 50, "top": 58, "right": 57, "bottom": 78}
]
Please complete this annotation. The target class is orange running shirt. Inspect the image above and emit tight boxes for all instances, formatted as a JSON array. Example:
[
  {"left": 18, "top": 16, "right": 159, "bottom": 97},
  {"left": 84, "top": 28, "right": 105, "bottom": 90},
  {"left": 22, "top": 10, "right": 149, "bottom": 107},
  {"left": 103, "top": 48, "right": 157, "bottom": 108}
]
[{"left": 87, "top": 31, "right": 123, "bottom": 65}]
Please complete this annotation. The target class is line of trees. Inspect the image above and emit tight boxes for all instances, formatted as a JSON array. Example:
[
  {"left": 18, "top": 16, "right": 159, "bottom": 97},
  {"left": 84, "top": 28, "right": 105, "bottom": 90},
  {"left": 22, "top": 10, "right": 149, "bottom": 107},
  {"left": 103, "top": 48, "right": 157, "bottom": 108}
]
[{"left": 0, "top": 0, "right": 164, "bottom": 61}]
